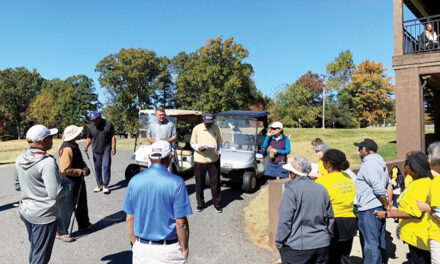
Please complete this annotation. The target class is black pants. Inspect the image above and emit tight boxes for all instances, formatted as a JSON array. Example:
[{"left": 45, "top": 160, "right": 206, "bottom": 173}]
[
  {"left": 329, "top": 237, "right": 353, "bottom": 264},
  {"left": 408, "top": 244, "right": 431, "bottom": 264},
  {"left": 194, "top": 160, "right": 221, "bottom": 207},
  {"left": 71, "top": 177, "right": 90, "bottom": 228},
  {"left": 279, "top": 245, "right": 329, "bottom": 264}
]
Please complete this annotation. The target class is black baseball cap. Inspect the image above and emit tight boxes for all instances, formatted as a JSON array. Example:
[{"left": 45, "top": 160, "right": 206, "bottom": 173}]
[{"left": 354, "top": 138, "right": 378, "bottom": 152}]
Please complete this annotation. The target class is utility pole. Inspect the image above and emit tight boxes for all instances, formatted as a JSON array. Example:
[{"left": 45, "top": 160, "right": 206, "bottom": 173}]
[{"left": 322, "top": 75, "right": 327, "bottom": 129}]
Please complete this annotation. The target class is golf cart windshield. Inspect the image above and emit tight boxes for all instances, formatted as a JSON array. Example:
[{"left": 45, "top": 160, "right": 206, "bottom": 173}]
[{"left": 216, "top": 116, "right": 258, "bottom": 152}]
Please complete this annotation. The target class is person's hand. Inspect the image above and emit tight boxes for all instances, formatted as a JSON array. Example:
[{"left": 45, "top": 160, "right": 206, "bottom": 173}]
[
  {"left": 111, "top": 148, "right": 116, "bottom": 155},
  {"left": 181, "top": 248, "right": 189, "bottom": 258},
  {"left": 388, "top": 200, "right": 393, "bottom": 210},
  {"left": 83, "top": 146, "right": 88, "bottom": 153},
  {"left": 272, "top": 148, "right": 278, "bottom": 154},
  {"left": 198, "top": 146, "right": 205, "bottom": 152},
  {"left": 267, "top": 129, "right": 273, "bottom": 137},
  {"left": 82, "top": 168, "right": 91, "bottom": 176},
  {"left": 373, "top": 210, "right": 387, "bottom": 219},
  {"left": 417, "top": 201, "right": 431, "bottom": 213}
]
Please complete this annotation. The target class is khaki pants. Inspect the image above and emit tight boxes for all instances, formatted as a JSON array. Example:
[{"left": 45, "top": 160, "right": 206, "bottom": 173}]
[
  {"left": 132, "top": 240, "right": 187, "bottom": 264},
  {"left": 432, "top": 239, "right": 440, "bottom": 264}
]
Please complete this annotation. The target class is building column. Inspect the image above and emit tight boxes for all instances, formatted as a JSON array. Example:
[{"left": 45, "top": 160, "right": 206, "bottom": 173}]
[
  {"left": 396, "top": 68, "right": 424, "bottom": 159},
  {"left": 394, "top": 0, "right": 403, "bottom": 56},
  {"left": 435, "top": 89, "right": 440, "bottom": 136}
]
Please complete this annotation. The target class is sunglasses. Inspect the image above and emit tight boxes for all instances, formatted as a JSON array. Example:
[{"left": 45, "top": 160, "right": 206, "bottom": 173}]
[{"left": 270, "top": 127, "right": 279, "bottom": 130}]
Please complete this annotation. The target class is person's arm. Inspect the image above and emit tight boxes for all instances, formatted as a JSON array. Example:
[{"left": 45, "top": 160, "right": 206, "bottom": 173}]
[
  {"left": 387, "top": 186, "right": 393, "bottom": 210},
  {"left": 84, "top": 138, "right": 91, "bottom": 152},
  {"left": 374, "top": 209, "right": 414, "bottom": 219},
  {"left": 176, "top": 217, "right": 189, "bottom": 258},
  {"left": 325, "top": 190, "right": 335, "bottom": 238},
  {"left": 276, "top": 136, "right": 291, "bottom": 155},
  {"left": 42, "top": 158, "right": 69, "bottom": 200},
  {"left": 111, "top": 135, "right": 116, "bottom": 155},
  {"left": 190, "top": 126, "right": 204, "bottom": 152},
  {"left": 59, "top": 148, "right": 84, "bottom": 177},
  {"left": 146, "top": 126, "right": 155, "bottom": 144},
  {"left": 167, "top": 123, "right": 177, "bottom": 143},
  {"left": 262, "top": 135, "right": 271, "bottom": 150},
  {"left": 363, "top": 163, "right": 388, "bottom": 208},
  {"left": 126, "top": 214, "right": 136, "bottom": 245},
  {"left": 275, "top": 187, "right": 296, "bottom": 248},
  {"left": 14, "top": 166, "right": 20, "bottom": 191}
]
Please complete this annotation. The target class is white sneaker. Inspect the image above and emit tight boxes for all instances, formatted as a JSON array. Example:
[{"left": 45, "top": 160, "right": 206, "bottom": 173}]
[
  {"left": 103, "top": 187, "right": 110, "bottom": 194},
  {"left": 94, "top": 186, "right": 103, "bottom": 192}
]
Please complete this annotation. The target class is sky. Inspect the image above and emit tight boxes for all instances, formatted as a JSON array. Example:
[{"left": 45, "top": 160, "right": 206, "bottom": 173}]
[{"left": 0, "top": 0, "right": 417, "bottom": 103}]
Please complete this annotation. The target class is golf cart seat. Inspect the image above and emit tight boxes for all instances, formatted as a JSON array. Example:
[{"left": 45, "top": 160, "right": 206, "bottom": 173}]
[{"left": 176, "top": 149, "right": 192, "bottom": 156}]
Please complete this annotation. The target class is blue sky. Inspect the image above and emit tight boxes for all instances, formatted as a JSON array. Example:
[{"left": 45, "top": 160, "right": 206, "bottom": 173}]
[{"left": 0, "top": 1, "right": 415, "bottom": 103}]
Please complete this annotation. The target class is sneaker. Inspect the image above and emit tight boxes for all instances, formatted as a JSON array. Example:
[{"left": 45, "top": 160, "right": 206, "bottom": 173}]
[
  {"left": 103, "top": 187, "right": 110, "bottom": 194},
  {"left": 196, "top": 204, "right": 204, "bottom": 212},
  {"left": 56, "top": 233, "right": 75, "bottom": 242},
  {"left": 78, "top": 224, "right": 98, "bottom": 233},
  {"left": 94, "top": 186, "right": 103, "bottom": 192},
  {"left": 215, "top": 206, "right": 223, "bottom": 213}
]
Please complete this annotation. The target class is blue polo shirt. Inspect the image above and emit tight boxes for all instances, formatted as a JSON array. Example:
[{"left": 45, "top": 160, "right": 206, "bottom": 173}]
[{"left": 122, "top": 163, "right": 192, "bottom": 240}]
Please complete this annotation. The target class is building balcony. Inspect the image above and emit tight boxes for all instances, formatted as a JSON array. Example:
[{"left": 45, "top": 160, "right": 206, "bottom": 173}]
[{"left": 403, "top": 14, "right": 440, "bottom": 55}]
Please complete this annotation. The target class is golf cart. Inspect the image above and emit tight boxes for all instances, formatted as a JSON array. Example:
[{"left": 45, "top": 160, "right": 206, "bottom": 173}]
[
  {"left": 215, "top": 111, "right": 269, "bottom": 193},
  {"left": 125, "top": 109, "right": 203, "bottom": 182}
]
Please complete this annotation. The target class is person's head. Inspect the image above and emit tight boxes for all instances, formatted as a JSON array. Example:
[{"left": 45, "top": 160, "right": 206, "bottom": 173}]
[
  {"left": 404, "top": 152, "right": 431, "bottom": 180},
  {"left": 89, "top": 111, "right": 101, "bottom": 124},
  {"left": 26, "top": 124, "right": 58, "bottom": 151},
  {"left": 354, "top": 138, "right": 378, "bottom": 159},
  {"left": 269, "top": 121, "right": 283, "bottom": 136},
  {"left": 425, "top": 23, "right": 433, "bottom": 32},
  {"left": 203, "top": 113, "right": 214, "bottom": 129},
  {"left": 63, "top": 125, "right": 83, "bottom": 142},
  {"left": 149, "top": 140, "right": 173, "bottom": 167},
  {"left": 427, "top": 142, "right": 440, "bottom": 173},
  {"left": 311, "top": 137, "right": 324, "bottom": 147},
  {"left": 282, "top": 155, "right": 312, "bottom": 179},
  {"left": 321, "top": 149, "right": 350, "bottom": 173},
  {"left": 313, "top": 144, "right": 329, "bottom": 159},
  {"left": 155, "top": 108, "right": 166, "bottom": 124}
]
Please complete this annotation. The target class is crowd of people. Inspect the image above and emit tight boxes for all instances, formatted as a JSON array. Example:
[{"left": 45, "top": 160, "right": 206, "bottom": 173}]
[{"left": 12, "top": 110, "right": 440, "bottom": 264}]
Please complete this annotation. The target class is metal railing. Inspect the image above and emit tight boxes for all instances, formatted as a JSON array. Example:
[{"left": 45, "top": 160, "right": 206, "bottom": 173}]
[{"left": 403, "top": 14, "right": 440, "bottom": 54}]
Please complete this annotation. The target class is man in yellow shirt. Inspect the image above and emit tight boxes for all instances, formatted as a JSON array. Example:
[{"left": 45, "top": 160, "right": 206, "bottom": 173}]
[{"left": 190, "top": 114, "right": 223, "bottom": 213}]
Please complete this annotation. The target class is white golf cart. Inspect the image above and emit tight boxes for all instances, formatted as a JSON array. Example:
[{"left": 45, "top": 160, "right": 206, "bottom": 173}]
[
  {"left": 215, "top": 111, "right": 269, "bottom": 193},
  {"left": 124, "top": 109, "right": 203, "bottom": 182}
]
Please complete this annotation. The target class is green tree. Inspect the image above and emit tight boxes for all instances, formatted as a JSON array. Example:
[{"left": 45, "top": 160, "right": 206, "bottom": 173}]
[
  {"left": 96, "top": 48, "right": 172, "bottom": 134},
  {"left": 172, "top": 36, "right": 258, "bottom": 113},
  {"left": 0, "top": 67, "right": 44, "bottom": 139},
  {"left": 326, "top": 50, "right": 355, "bottom": 91},
  {"left": 347, "top": 60, "right": 394, "bottom": 127},
  {"left": 272, "top": 71, "right": 324, "bottom": 127},
  {"left": 28, "top": 89, "right": 58, "bottom": 128}
]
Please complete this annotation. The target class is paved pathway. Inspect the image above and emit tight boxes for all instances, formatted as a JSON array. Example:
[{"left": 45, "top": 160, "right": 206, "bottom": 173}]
[{"left": 0, "top": 147, "right": 278, "bottom": 264}]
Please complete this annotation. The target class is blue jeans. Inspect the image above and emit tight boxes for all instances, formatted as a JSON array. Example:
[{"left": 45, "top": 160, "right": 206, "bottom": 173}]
[
  {"left": 93, "top": 150, "right": 111, "bottom": 186},
  {"left": 20, "top": 214, "right": 57, "bottom": 264},
  {"left": 358, "top": 206, "right": 387, "bottom": 264}
]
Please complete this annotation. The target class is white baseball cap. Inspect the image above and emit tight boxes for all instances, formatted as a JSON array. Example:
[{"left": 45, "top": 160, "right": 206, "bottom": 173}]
[
  {"left": 63, "top": 125, "right": 83, "bottom": 142},
  {"left": 270, "top": 121, "right": 283, "bottom": 129},
  {"left": 149, "top": 140, "right": 172, "bottom": 159},
  {"left": 26, "top": 124, "right": 58, "bottom": 143},
  {"left": 283, "top": 160, "right": 308, "bottom": 177}
]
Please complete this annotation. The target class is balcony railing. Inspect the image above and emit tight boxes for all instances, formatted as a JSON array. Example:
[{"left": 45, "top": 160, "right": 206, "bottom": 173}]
[{"left": 403, "top": 14, "right": 440, "bottom": 54}]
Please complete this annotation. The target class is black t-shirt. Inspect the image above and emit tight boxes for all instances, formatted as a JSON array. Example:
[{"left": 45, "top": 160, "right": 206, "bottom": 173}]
[{"left": 87, "top": 119, "right": 115, "bottom": 154}]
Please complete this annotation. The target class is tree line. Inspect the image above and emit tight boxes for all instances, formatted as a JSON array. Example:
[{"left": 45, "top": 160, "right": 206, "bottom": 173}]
[{"left": 0, "top": 36, "right": 394, "bottom": 140}]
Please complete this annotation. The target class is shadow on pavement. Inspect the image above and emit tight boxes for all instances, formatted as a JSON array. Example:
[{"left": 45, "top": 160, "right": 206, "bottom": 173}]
[
  {"left": 72, "top": 210, "right": 126, "bottom": 238},
  {"left": 204, "top": 186, "right": 244, "bottom": 208},
  {"left": 108, "top": 180, "right": 128, "bottom": 191},
  {"left": 386, "top": 230, "right": 397, "bottom": 260},
  {"left": 101, "top": 250, "right": 132, "bottom": 264},
  {"left": 0, "top": 201, "right": 18, "bottom": 212}
]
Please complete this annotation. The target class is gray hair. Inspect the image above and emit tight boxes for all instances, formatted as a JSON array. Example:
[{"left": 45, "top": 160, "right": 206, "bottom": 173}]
[
  {"left": 428, "top": 142, "right": 440, "bottom": 168},
  {"left": 290, "top": 155, "right": 312, "bottom": 176}
]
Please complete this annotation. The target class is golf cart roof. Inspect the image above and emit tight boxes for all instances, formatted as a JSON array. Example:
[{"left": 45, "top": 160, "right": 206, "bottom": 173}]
[
  {"left": 215, "top": 111, "right": 269, "bottom": 120},
  {"left": 139, "top": 109, "right": 203, "bottom": 122}
]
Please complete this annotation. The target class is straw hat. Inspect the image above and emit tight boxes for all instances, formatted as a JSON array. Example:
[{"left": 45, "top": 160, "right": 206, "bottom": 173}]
[{"left": 63, "top": 125, "right": 83, "bottom": 142}]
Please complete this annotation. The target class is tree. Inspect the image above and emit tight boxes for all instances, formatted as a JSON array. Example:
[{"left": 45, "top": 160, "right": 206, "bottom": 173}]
[
  {"left": 272, "top": 71, "right": 324, "bottom": 127},
  {"left": 172, "top": 36, "right": 259, "bottom": 113},
  {"left": 0, "top": 67, "right": 44, "bottom": 139},
  {"left": 346, "top": 60, "right": 394, "bottom": 127},
  {"left": 326, "top": 50, "right": 355, "bottom": 91},
  {"left": 28, "top": 89, "right": 58, "bottom": 128},
  {"left": 96, "top": 48, "right": 172, "bottom": 134}
]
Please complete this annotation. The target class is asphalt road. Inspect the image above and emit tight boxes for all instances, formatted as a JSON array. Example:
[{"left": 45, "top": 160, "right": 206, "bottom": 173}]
[{"left": 0, "top": 146, "right": 278, "bottom": 263}]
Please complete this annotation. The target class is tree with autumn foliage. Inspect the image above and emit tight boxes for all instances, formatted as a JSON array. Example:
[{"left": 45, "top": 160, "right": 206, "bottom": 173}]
[
  {"left": 172, "top": 36, "right": 261, "bottom": 113},
  {"left": 346, "top": 60, "right": 394, "bottom": 127}
]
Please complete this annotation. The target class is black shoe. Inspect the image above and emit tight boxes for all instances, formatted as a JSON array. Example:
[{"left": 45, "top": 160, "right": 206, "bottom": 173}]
[
  {"left": 215, "top": 206, "right": 223, "bottom": 213},
  {"left": 196, "top": 204, "right": 204, "bottom": 212}
]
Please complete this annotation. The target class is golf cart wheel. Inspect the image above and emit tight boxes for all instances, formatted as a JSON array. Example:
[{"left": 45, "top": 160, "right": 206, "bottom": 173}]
[
  {"left": 242, "top": 170, "right": 257, "bottom": 193},
  {"left": 205, "top": 171, "right": 210, "bottom": 187},
  {"left": 125, "top": 164, "right": 141, "bottom": 183}
]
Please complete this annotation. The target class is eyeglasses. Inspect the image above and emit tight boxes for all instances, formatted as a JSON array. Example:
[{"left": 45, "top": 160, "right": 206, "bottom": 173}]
[{"left": 270, "top": 127, "right": 279, "bottom": 130}]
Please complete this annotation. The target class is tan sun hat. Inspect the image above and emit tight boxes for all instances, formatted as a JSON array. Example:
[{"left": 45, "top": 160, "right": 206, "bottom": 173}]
[{"left": 63, "top": 125, "right": 83, "bottom": 142}]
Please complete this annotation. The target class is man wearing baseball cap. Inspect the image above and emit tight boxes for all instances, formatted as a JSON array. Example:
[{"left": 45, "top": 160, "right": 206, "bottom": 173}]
[
  {"left": 353, "top": 138, "right": 393, "bottom": 264},
  {"left": 14, "top": 124, "right": 70, "bottom": 264},
  {"left": 123, "top": 141, "right": 192, "bottom": 263},
  {"left": 190, "top": 113, "right": 223, "bottom": 213},
  {"left": 276, "top": 155, "right": 334, "bottom": 263},
  {"left": 83, "top": 111, "right": 116, "bottom": 194}
]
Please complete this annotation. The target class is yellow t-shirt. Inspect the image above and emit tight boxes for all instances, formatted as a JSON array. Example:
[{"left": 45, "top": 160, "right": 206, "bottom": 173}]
[
  {"left": 191, "top": 123, "right": 222, "bottom": 163},
  {"left": 315, "top": 171, "right": 355, "bottom": 217},
  {"left": 397, "top": 177, "right": 431, "bottom": 251},
  {"left": 429, "top": 175, "right": 440, "bottom": 242},
  {"left": 405, "top": 174, "right": 413, "bottom": 187},
  {"left": 318, "top": 160, "right": 328, "bottom": 175}
]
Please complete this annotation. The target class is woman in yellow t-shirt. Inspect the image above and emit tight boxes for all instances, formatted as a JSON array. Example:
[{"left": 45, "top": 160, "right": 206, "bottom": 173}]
[
  {"left": 309, "top": 138, "right": 329, "bottom": 178},
  {"left": 316, "top": 149, "right": 356, "bottom": 264},
  {"left": 374, "top": 152, "right": 432, "bottom": 264}
]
